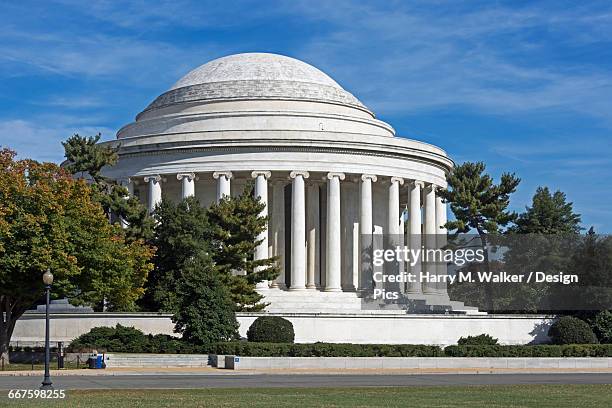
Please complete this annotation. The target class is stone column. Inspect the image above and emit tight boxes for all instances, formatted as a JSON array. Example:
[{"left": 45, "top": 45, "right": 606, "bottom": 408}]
[
  {"left": 176, "top": 173, "right": 196, "bottom": 199},
  {"left": 119, "top": 178, "right": 134, "bottom": 229},
  {"left": 144, "top": 175, "right": 162, "bottom": 213},
  {"left": 271, "top": 180, "right": 286, "bottom": 288},
  {"left": 359, "top": 174, "right": 377, "bottom": 290},
  {"left": 423, "top": 183, "right": 437, "bottom": 294},
  {"left": 213, "top": 171, "right": 232, "bottom": 202},
  {"left": 407, "top": 181, "right": 423, "bottom": 294},
  {"left": 289, "top": 171, "right": 309, "bottom": 291},
  {"left": 252, "top": 171, "right": 272, "bottom": 289},
  {"left": 325, "top": 172, "right": 345, "bottom": 292},
  {"left": 306, "top": 182, "right": 321, "bottom": 289},
  {"left": 387, "top": 177, "right": 404, "bottom": 287},
  {"left": 435, "top": 189, "right": 448, "bottom": 295},
  {"left": 388, "top": 177, "right": 404, "bottom": 237}
]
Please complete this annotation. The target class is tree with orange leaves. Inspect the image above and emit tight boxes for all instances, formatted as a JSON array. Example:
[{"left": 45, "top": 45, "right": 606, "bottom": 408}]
[{"left": 0, "top": 148, "right": 154, "bottom": 363}]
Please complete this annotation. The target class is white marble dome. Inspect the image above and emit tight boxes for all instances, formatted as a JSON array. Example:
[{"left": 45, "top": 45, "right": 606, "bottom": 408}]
[
  {"left": 171, "top": 53, "right": 342, "bottom": 89},
  {"left": 104, "top": 52, "right": 457, "bottom": 313}
]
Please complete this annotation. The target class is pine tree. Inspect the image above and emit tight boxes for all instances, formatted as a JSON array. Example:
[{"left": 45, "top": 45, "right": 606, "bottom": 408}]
[
  {"left": 144, "top": 196, "right": 210, "bottom": 312},
  {"left": 172, "top": 251, "right": 239, "bottom": 345},
  {"left": 512, "top": 186, "right": 582, "bottom": 234},
  {"left": 438, "top": 161, "right": 520, "bottom": 310},
  {"left": 62, "top": 134, "right": 154, "bottom": 241},
  {"left": 207, "top": 182, "right": 280, "bottom": 311}
]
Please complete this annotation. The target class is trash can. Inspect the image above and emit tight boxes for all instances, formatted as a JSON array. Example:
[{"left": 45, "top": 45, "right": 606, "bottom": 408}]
[
  {"left": 86, "top": 352, "right": 106, "bottom": 369},
  {"left": 88, "top": 355, "right": 96, "bottom": 369},
  {"left": 95, "top": 355, "right": 104, "bottom": 369}
]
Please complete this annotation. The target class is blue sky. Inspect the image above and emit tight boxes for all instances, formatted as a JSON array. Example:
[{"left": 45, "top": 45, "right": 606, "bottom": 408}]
[{"left": 1, "top": 1, "right": 611, "bottom": 231}]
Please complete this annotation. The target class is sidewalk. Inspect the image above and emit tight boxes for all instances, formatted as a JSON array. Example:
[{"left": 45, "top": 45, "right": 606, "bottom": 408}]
[{"left": 1, "top": 366, "right": 611, "bottom": 376}]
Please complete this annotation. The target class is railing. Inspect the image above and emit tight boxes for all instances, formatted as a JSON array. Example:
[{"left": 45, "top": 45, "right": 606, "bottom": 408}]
[{"left": 0, "top": 348, "right": 83, "bottom": 371}]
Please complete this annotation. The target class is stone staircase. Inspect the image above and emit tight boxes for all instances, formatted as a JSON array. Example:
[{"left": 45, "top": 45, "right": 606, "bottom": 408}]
[
  {"left": 258, "top": 288, "right": 484, "bottom": 315},
  {"left": 104, "top": 353, "right": 210, "bottom": 368}
]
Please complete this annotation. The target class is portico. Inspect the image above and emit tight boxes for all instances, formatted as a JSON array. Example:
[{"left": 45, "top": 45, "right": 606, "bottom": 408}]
[{"left": 123, "top": 169, "right": 449, "bottom": 299}]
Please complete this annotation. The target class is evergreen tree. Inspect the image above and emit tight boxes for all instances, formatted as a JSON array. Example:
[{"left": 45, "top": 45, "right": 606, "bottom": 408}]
[
  {"left": 438, "top": 161, "right": 520, "bottom": 310},
  {"left": 144, "top": 196, "right": 210, "bottom": 312},
  {"left": 62, "top": 134, "right": 154, "bottom": 241},
  {"left": 512, "top": 186, "right": 582, "bottom": 234},
  {"left": 172, "top": 251, "right": 239, "bottom": 345},
  {"left": 207, "top": 182, "right": 280, "bottom": 311}
]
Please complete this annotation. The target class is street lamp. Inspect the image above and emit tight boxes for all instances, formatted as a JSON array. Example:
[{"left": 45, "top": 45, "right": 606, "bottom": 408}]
[{"left": 41, "top": 269, "right": 53, "bottom": 390}]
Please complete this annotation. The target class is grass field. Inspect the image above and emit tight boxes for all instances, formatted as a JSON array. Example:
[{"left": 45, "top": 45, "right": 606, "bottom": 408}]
[{"left": 1, "top": 384, "right": 611, "bottom": 407}]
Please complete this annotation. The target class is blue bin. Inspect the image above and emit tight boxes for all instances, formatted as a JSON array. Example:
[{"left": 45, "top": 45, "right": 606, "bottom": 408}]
[{"left": 95, "top": 355, "right": 104, "bottom": 369}]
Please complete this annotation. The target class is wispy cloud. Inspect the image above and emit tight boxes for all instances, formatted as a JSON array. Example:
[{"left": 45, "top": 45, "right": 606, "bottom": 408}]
[
  {"left": 0, "top": 118, "right": 115, "bottom": 162},
  {"left": 285, "top": 1, "right": 612, "bottom": 123}
]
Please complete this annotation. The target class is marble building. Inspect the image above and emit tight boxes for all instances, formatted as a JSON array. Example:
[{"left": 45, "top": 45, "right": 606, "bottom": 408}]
[{"left": 102, "top": 52, "right": 469, "bottom": 314}]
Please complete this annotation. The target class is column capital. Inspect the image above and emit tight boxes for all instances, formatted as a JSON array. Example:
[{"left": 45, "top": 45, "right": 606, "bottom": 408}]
[
  {"left": 176, "top": 172, "right": 196, "bottom": 181},
  {"left": 410, "top": 180, "right": 425, "bottom": 189},
  {"left": 390, "top": 176, "right": 405, "bottom": 185},
  {"left": 434, "top": 185, "right": 446, "bottom": 193},
  {"left": 424, "top": 182, "right": 438, "bottom": 192},
  {"left": 118, "top": 177, "right": 133, "bottom": 186},
  {"left": 143, "top": 175, "right": 161, "bottom": 183},
  {"left": 327, "top": 172, "right": 345, "bottom": 180},
  {"left": 361, "top": 174, "right": 378, "bottom": 182},
  {"left": 213, "top": 171, "right": 233, "bottom": 180},
  {"left": 251, "top": 170, "right": 272, "bottom": 179},
  {"left": 290, "top": 170, "right": 310, "bottom": 179}
]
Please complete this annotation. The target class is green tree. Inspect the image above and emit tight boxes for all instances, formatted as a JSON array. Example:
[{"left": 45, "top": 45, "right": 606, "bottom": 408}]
[
  {"left": 143, "top": 196, "right": 210, "bottom": 312},
  {"left": 438, "top": 161, "right": 520, "bottom": 310},
  {"left": 172, "top": 251, "right": 239, "bottom": 345},
  {"left": 207, "top": 183, "right": 280, "bottom": 311},
  {"left": 511, "top": 187, "right": 582, "bottom": 234},
  {"left": 62, "top": 134, "right": 153, "bottom": 241},
  {"left": 0, "top": 149, "right": 154, "bottom": 363}
]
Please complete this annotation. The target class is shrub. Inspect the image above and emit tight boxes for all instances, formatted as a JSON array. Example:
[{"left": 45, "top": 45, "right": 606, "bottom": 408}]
[
  {"left": 444, "top": 344, "right": 612, "bottom": 357},
  {"left": 246, "top": 316, "right": 295, "bottom": 343},
  {"left": 591, "top": 311, "right": 612, "bottom": 344},
  {"left": 67, "top": 325, "right": 197, "bottom": 353},
  {"left": 457, "top": 334, "right": 498, "bottom": 345},
  {"left": 206, "top": 342, "right": 443, "bottom": 357},
  {"left": 548, "top": 316, "right": 598, "bottom": 345}
]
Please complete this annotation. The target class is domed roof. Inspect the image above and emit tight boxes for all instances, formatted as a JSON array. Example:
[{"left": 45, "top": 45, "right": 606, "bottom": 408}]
[
  {"left": 171, "top": 53, "right": 342, "bottom": 90},
  {"left": 144, "top": 52, "right": 368, "bottom": 113}
]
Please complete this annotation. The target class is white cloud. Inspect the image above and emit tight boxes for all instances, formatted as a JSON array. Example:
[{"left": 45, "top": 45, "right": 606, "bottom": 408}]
[{"left": 0, "top": 118, "right": 115, "bottom": 162}]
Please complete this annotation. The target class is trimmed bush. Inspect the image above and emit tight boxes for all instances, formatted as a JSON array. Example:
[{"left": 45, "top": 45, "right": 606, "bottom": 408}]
[
  {"left": 207, "top": 342, "right": 443, "bottom": 357},
  {"left": 548, "top": 316, "right": 598, "bottom": 345},
  {"left": 457, "top": 334, "right": 498, "bottom": 345},
  {"left": 67, "top": 325, "right": 197, "bottom": 353},
  {"left": 591, "top": 311, "right": 612, "bottom": 344},
  {"left": 246, "top": 316, "right": 295, "bottom": 343},
  {"left": 444, "top": 344, "right": 612, "bottom": 357}
]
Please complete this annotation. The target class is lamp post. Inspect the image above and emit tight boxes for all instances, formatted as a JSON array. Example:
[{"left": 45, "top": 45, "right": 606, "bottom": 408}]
[{"left": 41, "top": 269, "right": 53, "bottom": 390}]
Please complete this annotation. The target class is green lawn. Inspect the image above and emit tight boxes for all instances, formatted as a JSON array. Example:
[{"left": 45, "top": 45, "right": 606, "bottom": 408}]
[{"left": 1, "top": 385, "right": 611, "bottom": 407}]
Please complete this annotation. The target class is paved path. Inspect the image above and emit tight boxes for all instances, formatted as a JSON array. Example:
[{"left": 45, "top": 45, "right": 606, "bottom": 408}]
[{"left": 0, "top": 373, "right": 611, "bottom": 389}]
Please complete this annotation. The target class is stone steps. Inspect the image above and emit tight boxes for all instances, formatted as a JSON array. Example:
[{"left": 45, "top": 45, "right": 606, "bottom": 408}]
[
  {"left": 104, "top": 353, "right": 210, "bottom": 368},
  {"left": 259, "top": 288, "right": 484, "bottom": 315}
]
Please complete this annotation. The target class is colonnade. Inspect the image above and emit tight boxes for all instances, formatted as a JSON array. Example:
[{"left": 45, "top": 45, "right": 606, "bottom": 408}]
[{"left": 123, "top": 171, "right": 449, "bottom": 296}]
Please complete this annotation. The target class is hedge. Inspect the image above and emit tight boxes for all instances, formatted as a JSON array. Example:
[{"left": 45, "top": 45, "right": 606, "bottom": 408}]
[
  {"left": 207, "top": 342, "right": 444, "bottom": 357},
  {"left": 443, "top": 344, "right": 612, "bottom": 357}
]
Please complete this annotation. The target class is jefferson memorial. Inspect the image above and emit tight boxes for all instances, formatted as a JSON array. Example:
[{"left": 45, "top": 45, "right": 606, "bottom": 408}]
[{"left": 94, "top": 53, "right": 550, "bottom": 344}]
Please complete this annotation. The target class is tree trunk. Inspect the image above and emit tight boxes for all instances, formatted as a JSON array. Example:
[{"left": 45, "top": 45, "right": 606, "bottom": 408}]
[
  {"left": 478, "top": 231, "right": 493, "bottom": 311},
  {"left": 1, "top": 296, "right": 27, "bottom": 365},
  {"left": 0, "top": 327, "right": 9, "bottom": 365}
]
